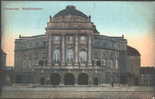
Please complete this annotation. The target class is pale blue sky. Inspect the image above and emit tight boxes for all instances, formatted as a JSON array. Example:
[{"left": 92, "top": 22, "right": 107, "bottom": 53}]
[
  {"left": 2, "top": 1, "right": 155, "bottom": 37},
  {"left": 1, "top": 1, "right": 155, "bottom": 66}
]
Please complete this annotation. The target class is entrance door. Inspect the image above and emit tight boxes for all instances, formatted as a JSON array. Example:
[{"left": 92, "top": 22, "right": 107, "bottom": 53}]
[
  {"left": 50, "top": 73, "right": 61, "bottom": 85},
  {"left": 78, "top": 73, "right": 88, "bottom": 85},
  {"left": 64, "top": 73, "right": 75, "bottom": 85}
]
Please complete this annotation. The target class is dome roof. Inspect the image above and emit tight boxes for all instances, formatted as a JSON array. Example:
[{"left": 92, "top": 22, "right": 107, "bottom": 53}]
[
  {"left": 54, "top": 5, "right": 88, "bottom": 18},
  {"left": 127, "top": 46, "right": 140, "bottom": 56}
]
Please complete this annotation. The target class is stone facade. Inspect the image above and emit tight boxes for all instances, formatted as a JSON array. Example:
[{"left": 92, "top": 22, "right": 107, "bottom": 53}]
[{"left": 14, "top": 5, "right": 140, "bottom": 86}]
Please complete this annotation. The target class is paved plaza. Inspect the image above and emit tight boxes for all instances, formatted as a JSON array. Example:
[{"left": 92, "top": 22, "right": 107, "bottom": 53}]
[{"left": 1, "top": 86, "right": 154, "bottom": 99}]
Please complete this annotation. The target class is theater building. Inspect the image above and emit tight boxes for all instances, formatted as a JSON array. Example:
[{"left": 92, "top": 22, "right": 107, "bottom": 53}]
[{"left": 14, "top": 5, "right": 140, "bottom": 86}]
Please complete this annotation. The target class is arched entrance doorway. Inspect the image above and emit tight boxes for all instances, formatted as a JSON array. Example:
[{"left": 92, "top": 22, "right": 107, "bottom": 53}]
[
  {"left": 50, "top": 73, "right": 61, "bottom": 85},
  {"left": 64, "top": 73, "right": 75, "bottom": 85},
  {"left": 78, "top": 73, "right": 88, "bottom": 85},
  {"left": 93, "top": 77, "right": 98, "bottom": 85}
]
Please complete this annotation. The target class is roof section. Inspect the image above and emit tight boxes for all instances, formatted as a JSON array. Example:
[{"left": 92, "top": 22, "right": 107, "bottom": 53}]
[
  {"left": 127, "top": 46, "right": 140, "bottom": 56},
  {"left": 54, "top": 5, "right": 88, "bottom": 18}
]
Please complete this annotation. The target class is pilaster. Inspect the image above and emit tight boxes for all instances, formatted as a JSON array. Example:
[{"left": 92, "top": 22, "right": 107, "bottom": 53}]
[
  {"left": 74, "top": 35, "right": 79, "bottom": 66},
  {"left": 61, "top": 35, "right": 65, "bottom": 66},
  {"left": 48, "top": 36, "right": 52, "bottom": 66},
  {"left": 88, "top": 35, "right": 92, "bottom": 66}
]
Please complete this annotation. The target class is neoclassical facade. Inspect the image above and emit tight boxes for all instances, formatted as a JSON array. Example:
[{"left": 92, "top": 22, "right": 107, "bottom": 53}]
[{"left": 14, "top": 5, "right": 140, "bottom": 86}]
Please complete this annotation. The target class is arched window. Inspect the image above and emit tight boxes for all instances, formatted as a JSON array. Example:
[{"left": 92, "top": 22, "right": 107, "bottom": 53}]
[
  {"left": 53, "top": 48, "right": 60, "bottom": 64},
  {"left": 66, "top": 48, "right": 74, "bottom": 64},
  {"left": 79, "top": 49, "right": 87, "bottom": 64}
]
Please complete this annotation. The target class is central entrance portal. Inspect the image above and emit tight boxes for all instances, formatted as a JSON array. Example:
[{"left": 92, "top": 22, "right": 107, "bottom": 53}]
[
  {"left": 64, "top": 73, "right": 75, "bottom": 85},
  {"left": 50, "top": 73, "right": 61, "bottom": 85},
  {"left": 78, "top": 73, "right": 88, "bottom": 85}
]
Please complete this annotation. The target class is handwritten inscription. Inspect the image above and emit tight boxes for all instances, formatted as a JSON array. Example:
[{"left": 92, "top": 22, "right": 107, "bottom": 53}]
[{"left": 4, "top": 7, "right": 43, "bottom": 11}]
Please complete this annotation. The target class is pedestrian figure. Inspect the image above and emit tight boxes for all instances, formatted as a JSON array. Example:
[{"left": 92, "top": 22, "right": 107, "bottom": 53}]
[{"left": 111, "top": 81, "right": 114, "bottom": 87}]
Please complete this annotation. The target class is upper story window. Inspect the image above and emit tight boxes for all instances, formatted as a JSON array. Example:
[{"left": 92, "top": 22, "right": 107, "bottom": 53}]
[
  {"left": 80, "top": 36, "right": 87, "bottom": 44},
  {"left": 53, "top": 36, "right": 61, "bottom": 44},
  {"left": 53, "top": 48, "right": 60, "bottom": 64},
  {"left": 53, "top": 36, "right": 60, "bottom": 41},
  {"left": 80, "top": 36, "right": 87, "bottom": 41},
  {"left": 66, "top": 36, "right": 73, "bottom": 41},
  {"left": 66, "top": 48, "right": 74, "bottom": 64},
  {"left": 79, "top": 49, "right": 87, "bottom": 64},
  {"left": 66, "top": 36, "right": 73, "bottom": 44}
]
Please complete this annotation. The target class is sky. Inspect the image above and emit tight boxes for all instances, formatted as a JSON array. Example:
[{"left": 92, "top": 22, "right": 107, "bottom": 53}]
[{"left": 1, "top": 1, "right": 155, "bottom": 67}]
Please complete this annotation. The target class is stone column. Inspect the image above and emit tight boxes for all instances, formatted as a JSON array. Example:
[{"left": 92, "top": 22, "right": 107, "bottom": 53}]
[
  {"left": 48, "top": 36, "right": 52, "bottom": 66},
  {"left": 88, "top": 35, "right": 92, "bottom": 66},
  {"left": 61, "top": 35, "right": 65, "bottom": 66},
  {"left": 74, "top": 35, "right": 79, "bottom": 66}
]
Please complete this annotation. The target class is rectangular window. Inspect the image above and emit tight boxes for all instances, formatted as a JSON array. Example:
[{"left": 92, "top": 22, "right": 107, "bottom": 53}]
[
  {"left": 53, "top": 36, "right": 60, "bottom": 41},
  {"left": 53, "top": 36, "right": 60, "bottom": 44}
]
